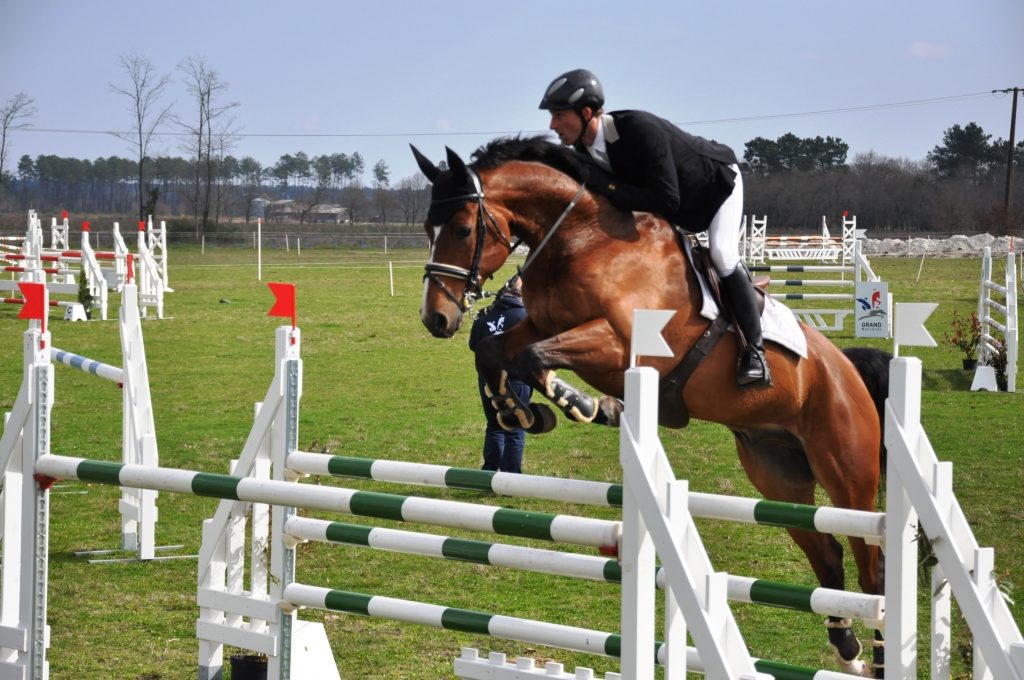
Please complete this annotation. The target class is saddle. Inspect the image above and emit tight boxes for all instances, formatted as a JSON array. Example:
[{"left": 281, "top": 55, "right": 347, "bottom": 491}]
[{"left": 657, "top": 233, "right": 768, "bottom": 428}]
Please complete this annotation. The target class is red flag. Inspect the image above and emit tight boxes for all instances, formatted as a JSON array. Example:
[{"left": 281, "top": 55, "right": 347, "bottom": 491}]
[
  {"left": 842, "top": 210, "right": 849, "bottom": 218},
  {"left": 17, "top": 282, "right": 47, "bottom": 335},
  {"left": 18, "top": 282, "right": 46, "bottom": 321},
  {"left": 267, "top": 282, "right": 296, "bottom": 329}
]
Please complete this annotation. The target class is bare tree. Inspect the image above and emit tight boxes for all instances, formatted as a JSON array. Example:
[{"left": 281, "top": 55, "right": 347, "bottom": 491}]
[
  {"left": 396, "top": 174, "right": 427, "bottom": 225},
  {"left": 0, "top": 93, "right": 36, "bottom": 187},
  {"left": 110, "top": 54, "right": 172, "bottom": 221},
  {"left": 176, "top": 56, "right": 238, "bottom": 234},
  {"left": 297, "top": 155, "right": 331, "bottom": 223}
]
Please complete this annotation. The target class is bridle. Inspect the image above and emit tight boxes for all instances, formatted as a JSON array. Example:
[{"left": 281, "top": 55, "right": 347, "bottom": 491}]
[
  {"left": 422, "top": 167, "right": 515, "bottom": 311},
  {"left": 423, "top": 165, "right": 588, "bottom": 311}
]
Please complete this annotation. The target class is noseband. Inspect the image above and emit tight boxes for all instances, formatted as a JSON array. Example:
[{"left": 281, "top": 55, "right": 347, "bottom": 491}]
[{"left": 423, "top": 167, "right": 515, "bottom": 311}]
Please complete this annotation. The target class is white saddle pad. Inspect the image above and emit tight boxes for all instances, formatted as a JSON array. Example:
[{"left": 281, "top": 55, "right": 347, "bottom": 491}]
[{"left": 683, "top": 240, "right": 808, "bottom": 358}]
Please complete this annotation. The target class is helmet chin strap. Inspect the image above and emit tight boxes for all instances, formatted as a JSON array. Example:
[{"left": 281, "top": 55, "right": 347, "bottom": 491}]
[{"left": 573, "top": 108, "right": 594, "bottom": 147}]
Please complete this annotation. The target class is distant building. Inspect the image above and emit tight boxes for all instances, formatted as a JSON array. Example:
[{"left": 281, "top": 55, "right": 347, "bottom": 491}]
[
  {"left": 250, "top": 197, "right": 268, "bottom": 219},
  {"left": 263, "top": 200, "right": 351, "bottom": 224}
]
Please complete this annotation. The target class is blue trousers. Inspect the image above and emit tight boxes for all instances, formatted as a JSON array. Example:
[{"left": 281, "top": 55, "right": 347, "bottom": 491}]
[{"left": 478, "top": 377, "right": 532, "bottom": 473}]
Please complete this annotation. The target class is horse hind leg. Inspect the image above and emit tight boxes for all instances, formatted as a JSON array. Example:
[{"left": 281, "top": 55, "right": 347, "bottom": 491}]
[
  {"left": 786, "top": 528, "right": 871, "bottom": 677},
  {"left": 734, "top": 431, "right": 872, "bottom": 676}
]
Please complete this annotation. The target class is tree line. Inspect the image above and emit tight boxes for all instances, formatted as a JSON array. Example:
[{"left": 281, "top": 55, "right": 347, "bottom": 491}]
[
  {"left": 3, "top": 149, "right": 429, "bottom": 228},
  {"left": 742, "top": 124, "right": 1022, "bottom": 233}
]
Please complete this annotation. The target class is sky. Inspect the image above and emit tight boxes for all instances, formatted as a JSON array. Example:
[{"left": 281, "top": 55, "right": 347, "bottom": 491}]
[{"left": 2, "top": 0, "right": 1022, "bottom": 185}]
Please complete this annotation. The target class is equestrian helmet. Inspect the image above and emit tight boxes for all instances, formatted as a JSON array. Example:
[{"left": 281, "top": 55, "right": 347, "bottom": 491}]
[{"left": 539, "top": 69, "right": 604, "bottom": 111}]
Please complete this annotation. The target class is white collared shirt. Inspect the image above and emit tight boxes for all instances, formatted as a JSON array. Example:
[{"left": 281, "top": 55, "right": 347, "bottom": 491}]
[{"left": 586, "top": 116, "right": 612, "bottom": 171}]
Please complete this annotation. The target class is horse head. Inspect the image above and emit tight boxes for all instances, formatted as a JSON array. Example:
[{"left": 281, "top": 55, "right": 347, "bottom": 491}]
[{"left": 411, "top": 144, "right": 516, "bottom": 338}]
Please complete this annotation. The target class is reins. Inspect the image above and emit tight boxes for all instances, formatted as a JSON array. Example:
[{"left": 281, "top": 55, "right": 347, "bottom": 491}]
[{"left": 517, "top": 181, "right": 587, "bottom": 276}]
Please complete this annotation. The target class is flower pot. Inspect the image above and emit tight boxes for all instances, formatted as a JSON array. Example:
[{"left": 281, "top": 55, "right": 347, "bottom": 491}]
[
  {"left": 229, "top": 654, "right": 267, "bottom": 680},
  {"left": 962, "top": 358, "right": 978, "bottom": 371}
]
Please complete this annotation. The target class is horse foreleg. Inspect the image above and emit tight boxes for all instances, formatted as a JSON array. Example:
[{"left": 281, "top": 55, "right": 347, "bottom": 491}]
[
  {"left": 516, "top": 318, "right": 628, "bottom": 428},
  {"left": 474, "top": 321, "right": 559, "bottom": 434}
]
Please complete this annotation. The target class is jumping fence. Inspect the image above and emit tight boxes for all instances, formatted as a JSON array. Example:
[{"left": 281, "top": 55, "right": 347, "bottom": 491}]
[
  {"left": 0, "top": 211, "right": 170, "bottom": 320},
  {"left": 973, "top": 245, "right": 1018, "bottom": 392},
  {"left": 745, "top": 215, "right": 857, "bottom": 266},
  {"left": 0, "top": 280, "right": 171, "bottom": 566},
  {"left": 743, "top": 216, "right": 889, "bottom": 334},
  {"left": 2, "top": 297, "right": 1024, "bottom": 679}
]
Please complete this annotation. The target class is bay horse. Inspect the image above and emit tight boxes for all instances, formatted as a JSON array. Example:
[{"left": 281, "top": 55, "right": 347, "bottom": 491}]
[{"left": 412, "top": 137, "right": 886, "bottom": 677}]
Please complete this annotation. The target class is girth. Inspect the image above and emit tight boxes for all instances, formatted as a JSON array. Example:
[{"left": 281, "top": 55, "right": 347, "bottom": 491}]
[{"left": 656, "top": 233, "right": 768, "bottom": 428}]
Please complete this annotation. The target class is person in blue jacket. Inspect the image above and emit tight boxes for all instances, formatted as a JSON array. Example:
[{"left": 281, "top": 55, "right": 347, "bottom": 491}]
[
  {"left": 539, "top": 68, "right": 771, "bottom": 389},
  {"left": 468, "top": 276, "right": 532, "bottom": 473}
]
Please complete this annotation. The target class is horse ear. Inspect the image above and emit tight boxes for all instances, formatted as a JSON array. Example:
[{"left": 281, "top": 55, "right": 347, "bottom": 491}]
[
  {"left": 445, "top": 146, "right": 469, "bottom": 180},
  {"left": 410, "top": 144, "right": 440, "bottom": 182}
]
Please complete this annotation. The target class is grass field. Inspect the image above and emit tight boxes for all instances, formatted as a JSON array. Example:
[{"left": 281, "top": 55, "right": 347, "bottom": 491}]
[{"left": 0, "top": 244, "right": 1021, "bottom": 679}]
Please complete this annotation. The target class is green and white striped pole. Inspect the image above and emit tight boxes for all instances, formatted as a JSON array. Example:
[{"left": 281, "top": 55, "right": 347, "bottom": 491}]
[
  {"left": 287, "top": 451, "right": 622, "bottom": 506},
  {"left": 34, "top": 455, "right": 620, "bottom": 550}
]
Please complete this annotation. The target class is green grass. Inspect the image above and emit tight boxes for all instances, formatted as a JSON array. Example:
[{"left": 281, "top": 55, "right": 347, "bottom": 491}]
[{"left": 0, "top": 246, "right": 1021, "bottom": 679}]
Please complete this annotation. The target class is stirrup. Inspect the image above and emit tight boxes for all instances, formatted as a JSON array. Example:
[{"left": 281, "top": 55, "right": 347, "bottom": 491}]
[{"left": 737, "top": 346, "right": 772, "bottom": 389}]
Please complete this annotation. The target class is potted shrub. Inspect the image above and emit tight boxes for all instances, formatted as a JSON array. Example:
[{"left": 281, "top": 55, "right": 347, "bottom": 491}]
[
  {"left": 941, "top": 310, "right": 981, "bottom": 370},
  {"left": 987, "top": 337, "right": 1009, "bottom": 391},
  {"left": 229, "top": 652, "right": 267, "bottom": 679}
]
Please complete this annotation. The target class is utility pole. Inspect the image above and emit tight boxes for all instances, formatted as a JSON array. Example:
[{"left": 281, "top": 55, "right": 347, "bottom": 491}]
[{"left": 993, "top": 87, "right": 1021, "bottom": 232}]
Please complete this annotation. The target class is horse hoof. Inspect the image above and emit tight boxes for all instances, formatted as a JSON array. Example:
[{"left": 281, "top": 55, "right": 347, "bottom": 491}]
[
  {"left": 836, "top": 658, "right": 867, "bottom": 677},
  {"left": 594, "top": 396, "right": 623, "bottom": 427},
  {"left": 525, "top": 404, "right": 557, "bottom": 434}
]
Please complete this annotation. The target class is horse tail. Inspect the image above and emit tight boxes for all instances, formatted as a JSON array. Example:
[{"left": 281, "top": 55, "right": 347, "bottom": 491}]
[{"left": 841, "top": 347, "right": 891, "bottom": 480}]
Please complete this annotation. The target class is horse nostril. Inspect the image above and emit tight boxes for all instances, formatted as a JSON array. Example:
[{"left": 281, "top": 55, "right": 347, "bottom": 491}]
[{"left": 430, "top": 312, "right": 450, "bottom": 337}]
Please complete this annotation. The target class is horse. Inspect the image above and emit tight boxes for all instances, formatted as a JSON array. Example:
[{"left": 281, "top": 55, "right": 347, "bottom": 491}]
[{"left": 412, "top": 136, "right": 887, "bottom": 677}]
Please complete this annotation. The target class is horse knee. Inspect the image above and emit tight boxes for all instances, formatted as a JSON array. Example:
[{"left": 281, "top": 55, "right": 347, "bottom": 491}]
[{"left": 515, "top": 344, "right": 545, "bottom": 383}]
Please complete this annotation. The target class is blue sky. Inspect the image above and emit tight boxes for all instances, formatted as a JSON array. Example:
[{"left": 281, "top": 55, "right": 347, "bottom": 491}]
[{"left": 2, "top": 0, "right": 1021, "bottom": 184}]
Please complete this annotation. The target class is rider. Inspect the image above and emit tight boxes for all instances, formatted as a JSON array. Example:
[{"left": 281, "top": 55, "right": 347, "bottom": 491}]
[{"left": 539, "top": 69, "right": 771, "bottom": 388}]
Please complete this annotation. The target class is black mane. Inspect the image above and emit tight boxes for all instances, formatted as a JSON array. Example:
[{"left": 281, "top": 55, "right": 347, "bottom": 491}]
[{"left": 470, "top": 135, "right": 598, "bottom": 183}]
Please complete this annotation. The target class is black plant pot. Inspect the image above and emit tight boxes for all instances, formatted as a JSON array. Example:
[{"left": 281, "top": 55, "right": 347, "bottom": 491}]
[
  {"left": 230, "top": 654, "right": 267, "bottom": 680},
  {"left": 962, "top": 358, "right": 978, "bottom": 371}
]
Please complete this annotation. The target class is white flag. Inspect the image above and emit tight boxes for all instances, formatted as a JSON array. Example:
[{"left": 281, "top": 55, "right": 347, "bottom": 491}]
[
  {"left": 894, "top": 303, "right": 938, "bottom": 352},
  {"left": 630, "top": 309, "right": 676, "bottom": 367}
]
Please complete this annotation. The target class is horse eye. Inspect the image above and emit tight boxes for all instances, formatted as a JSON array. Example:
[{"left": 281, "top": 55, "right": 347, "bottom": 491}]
[{"left": 453, "top": 225, "right": 472, "bottom": 239}]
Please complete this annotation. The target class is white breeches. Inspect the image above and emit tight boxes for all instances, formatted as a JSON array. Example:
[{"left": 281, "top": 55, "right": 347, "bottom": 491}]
[{"left": 707, "top": 163, "right": 744, "bottom": 276}]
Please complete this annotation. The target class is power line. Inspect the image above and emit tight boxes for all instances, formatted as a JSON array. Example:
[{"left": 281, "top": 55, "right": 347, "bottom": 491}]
[
  {"left": 11, "top": 91, "right": 1000, "bottom": 140},
  {"left": 676, "top": 91, "right": 996, "bottom": 125}
]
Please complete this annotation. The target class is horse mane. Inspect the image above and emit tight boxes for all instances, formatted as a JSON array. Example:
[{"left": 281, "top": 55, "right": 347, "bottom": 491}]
[{"left": 470, "top": 135, "right": 600, "bottom": 184}]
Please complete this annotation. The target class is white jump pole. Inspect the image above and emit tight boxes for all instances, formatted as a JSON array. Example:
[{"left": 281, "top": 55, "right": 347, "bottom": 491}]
[
  {"left": 257, "top": 218, "right": 262, "bottom": 282},
  {"left": 389, "top": 261, "right": 395, "bottom": 297}
]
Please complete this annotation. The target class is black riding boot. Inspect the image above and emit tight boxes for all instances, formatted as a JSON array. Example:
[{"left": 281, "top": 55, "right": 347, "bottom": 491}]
[{"left": 720, "top": 268, "right": 772, "bottom": 388}]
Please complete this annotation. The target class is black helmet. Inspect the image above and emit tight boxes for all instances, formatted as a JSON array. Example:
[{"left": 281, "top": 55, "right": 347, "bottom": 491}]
[{"left": 539, "top": 69, "right": 604, "bottom": 112}]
